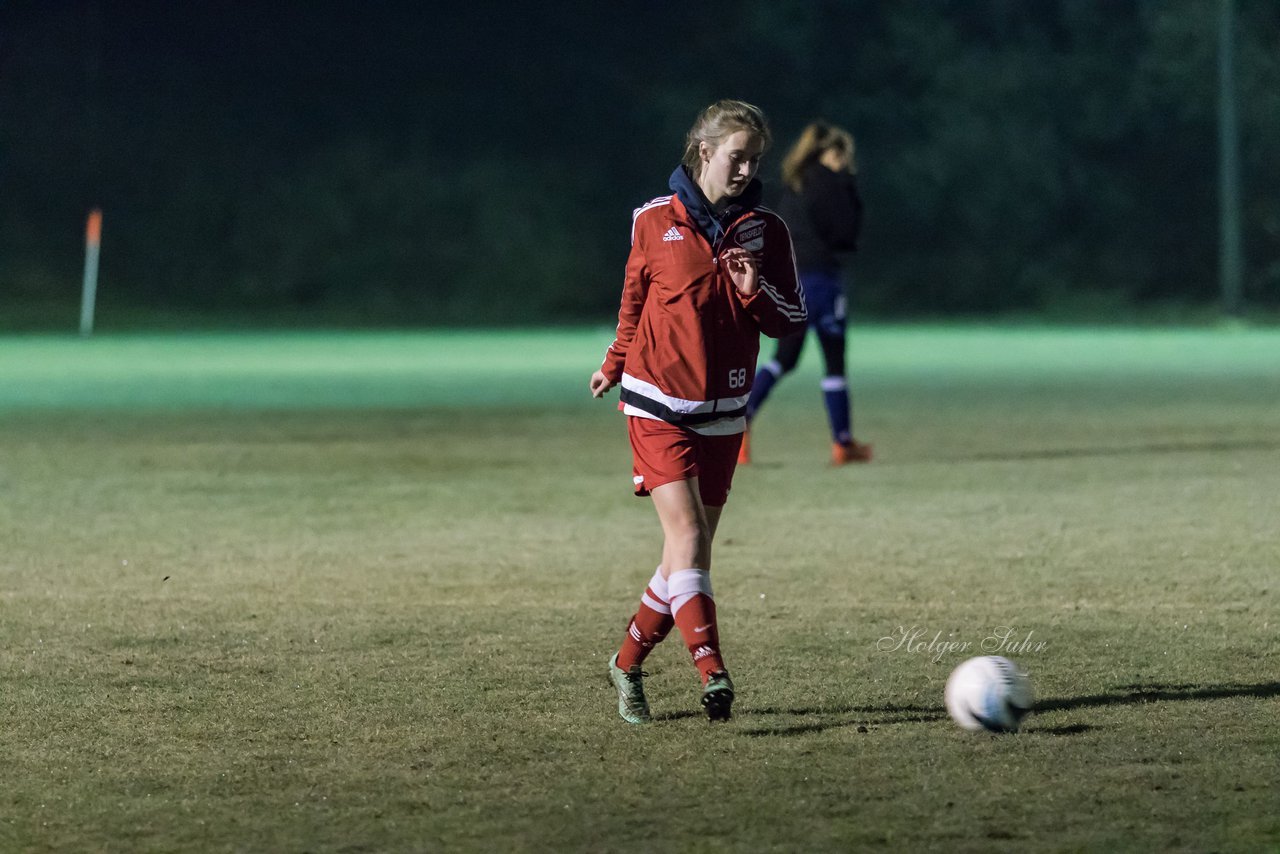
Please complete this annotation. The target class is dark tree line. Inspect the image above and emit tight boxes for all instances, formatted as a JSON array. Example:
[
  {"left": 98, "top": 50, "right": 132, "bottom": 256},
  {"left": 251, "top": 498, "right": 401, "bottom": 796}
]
[{"left": 2, "top": 0, "right": 1277, "bottom": 325}]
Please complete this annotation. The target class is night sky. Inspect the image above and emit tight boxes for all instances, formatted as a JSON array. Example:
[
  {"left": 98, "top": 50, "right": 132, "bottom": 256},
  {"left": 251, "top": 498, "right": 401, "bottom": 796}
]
[
  {"left": 3, "top": 2, "right": 1277, "bottom": 319},
  {"left": 5, "top": 2, "right": 810, "bottom": 179}
]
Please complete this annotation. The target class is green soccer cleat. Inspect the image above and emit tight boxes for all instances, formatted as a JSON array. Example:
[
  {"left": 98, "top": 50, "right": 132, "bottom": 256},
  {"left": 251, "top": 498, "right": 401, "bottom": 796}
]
[
  {"left": 608, "top": 653, "right": 652, "bottom": 724},
  {"left": 701, "top": 671, "right": 735, "bottom": 722}
]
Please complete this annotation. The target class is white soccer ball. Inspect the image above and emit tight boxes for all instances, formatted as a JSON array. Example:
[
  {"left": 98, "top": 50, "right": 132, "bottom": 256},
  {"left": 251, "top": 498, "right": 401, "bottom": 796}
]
[{"left": 944, "top": 655, "right": 1034, "bottom": 733}]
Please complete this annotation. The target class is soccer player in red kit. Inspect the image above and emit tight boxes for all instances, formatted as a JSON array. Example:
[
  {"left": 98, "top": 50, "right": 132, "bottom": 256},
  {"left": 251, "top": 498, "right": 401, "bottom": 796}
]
[{"left": 589, "top": 100, "right": 807, "bottom": 723}]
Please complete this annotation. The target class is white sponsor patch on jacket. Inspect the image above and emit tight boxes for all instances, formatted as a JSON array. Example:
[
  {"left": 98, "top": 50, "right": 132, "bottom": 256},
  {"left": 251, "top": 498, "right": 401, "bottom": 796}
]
[{"left": 734, "top": 219, "right": 765, "bottom": 251}]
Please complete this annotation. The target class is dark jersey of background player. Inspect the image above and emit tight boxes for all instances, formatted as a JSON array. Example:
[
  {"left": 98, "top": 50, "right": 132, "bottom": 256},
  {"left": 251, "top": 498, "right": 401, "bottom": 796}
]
[{"left": 742, "top": 121, "right": 873, "bottom": 465}]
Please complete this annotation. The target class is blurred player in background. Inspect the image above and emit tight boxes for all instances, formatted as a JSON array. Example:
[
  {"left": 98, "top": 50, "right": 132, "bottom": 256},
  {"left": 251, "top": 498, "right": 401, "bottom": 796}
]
[
  {"left": 740, "top": 121, "right": 873, "bottom": 466},
  {"left": 590, "top": 99, "right": 806, "bottom": 723}
]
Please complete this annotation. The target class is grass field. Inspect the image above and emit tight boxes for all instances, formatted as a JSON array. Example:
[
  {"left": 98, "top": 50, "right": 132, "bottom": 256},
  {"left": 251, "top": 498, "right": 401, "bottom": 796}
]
[{"left": 1, "top": 325, "right": 1277, "bottom": 852}]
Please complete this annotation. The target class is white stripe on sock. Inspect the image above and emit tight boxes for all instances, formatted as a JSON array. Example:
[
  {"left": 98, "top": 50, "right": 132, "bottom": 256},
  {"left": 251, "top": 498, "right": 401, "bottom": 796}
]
[
  {"left": 649, "top": 566, "right": 669, "bottom": 603},
  {"left": 667, "top": 568, "right": 713, "bottom": 618},
  {"left": 641, "top": 592, "right": 671, "bottom": 615},
  {"left": 820, "top": 375, "right": 848, "bottom": 392}
]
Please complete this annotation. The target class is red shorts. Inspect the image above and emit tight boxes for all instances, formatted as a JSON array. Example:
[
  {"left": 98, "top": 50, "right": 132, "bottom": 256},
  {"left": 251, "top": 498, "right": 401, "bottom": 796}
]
[{"left": 627, "top": 416, "right": 743, "bottom": 507}]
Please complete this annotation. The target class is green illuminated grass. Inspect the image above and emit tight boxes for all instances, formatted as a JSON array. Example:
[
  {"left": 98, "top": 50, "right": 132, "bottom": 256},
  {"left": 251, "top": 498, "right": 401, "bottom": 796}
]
[
  {"left": 2, "top": 324, "right": 1275, "bottom": 410},
  {"left": 1, "top": 325, "right": 1277, "bottom": 851}
]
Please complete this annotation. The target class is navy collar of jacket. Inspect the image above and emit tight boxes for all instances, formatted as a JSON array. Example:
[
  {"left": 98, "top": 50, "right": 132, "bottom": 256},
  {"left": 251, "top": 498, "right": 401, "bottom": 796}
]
[{"left": 668, "top": 165, "right": 763, "bottom": 245}]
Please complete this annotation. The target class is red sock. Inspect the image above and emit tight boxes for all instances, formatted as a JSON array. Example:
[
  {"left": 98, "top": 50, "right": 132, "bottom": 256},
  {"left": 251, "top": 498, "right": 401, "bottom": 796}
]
[
  {"left": 616, "top": 570, "right": 673, "bottom": 671},
  {"left": 668, "top": 569, "right": 725, "bottom": 683}
]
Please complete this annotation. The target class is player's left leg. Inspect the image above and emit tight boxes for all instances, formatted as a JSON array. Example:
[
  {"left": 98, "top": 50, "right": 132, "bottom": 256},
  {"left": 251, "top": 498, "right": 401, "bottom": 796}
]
[
  {"left": 661, "top": 430, "right": 740, "bottom": 720},
  {"left": 817, "top": 307, "right": 872, "bottom": 464},
  {"left": 694, "top": 502, "right": 733, "bottom": 721},
  {"left": 650, "top": 479, "right": 734, "bottom": 720}
]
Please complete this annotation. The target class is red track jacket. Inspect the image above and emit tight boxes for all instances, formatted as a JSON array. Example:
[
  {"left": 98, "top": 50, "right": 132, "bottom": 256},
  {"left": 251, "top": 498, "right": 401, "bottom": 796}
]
[{"left": 600, "top": 186, "right": 807, "bottom": 435}]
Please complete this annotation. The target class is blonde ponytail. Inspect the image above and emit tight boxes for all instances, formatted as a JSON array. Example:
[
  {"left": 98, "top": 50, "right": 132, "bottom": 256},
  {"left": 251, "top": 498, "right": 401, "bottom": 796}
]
[{"left": 781, "top": 121, "right": 854, "bottom": 193}]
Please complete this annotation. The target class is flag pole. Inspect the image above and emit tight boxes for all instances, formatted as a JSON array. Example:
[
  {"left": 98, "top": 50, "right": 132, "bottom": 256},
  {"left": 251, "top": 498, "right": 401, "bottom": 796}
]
[{"left": 79, "top": 208, "right": 102, "bottom": 337}]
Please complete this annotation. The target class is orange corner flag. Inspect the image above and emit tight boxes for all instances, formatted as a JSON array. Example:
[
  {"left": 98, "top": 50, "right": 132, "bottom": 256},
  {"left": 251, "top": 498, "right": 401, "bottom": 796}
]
[{"left": 86, "top": 208, "right": 103, "bottom": 246}]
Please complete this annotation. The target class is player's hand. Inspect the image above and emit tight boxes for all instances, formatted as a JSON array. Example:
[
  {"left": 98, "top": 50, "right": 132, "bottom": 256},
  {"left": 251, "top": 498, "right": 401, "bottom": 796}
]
[
  {"left": 589, "top": 371, "right": 616, "bottom": 398},
  {"left": 721, "top": 247, "right": 759, "bottom": 296}
]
